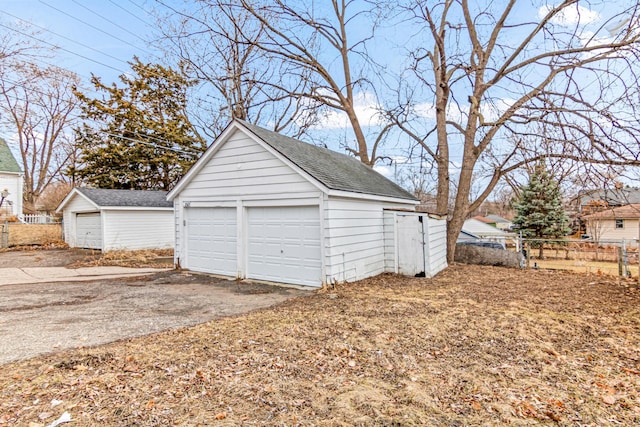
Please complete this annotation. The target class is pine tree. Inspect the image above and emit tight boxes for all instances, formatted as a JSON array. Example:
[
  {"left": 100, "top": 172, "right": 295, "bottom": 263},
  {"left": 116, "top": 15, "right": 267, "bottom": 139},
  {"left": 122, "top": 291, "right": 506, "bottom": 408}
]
[
  {"left": 69, "top": 58, "right": 206, "bottom": 190},
  {"left": 513, "top": 163, "right": 571, "bottom": 258}
]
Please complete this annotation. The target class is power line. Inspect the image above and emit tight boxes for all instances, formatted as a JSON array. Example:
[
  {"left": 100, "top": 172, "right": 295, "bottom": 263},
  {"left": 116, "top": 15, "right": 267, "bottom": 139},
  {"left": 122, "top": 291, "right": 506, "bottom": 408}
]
[
  {"left": 70, "top": 0, "right": 153, "bottom": 47},
  {"left": 107, "top": 0, "right": 153, "bottom": 27},
  {"left": 3, "top": 10, "right": 129, "bottom": 70},
  {"left": 38, "top": 0, "right": 152, "bottom": 57},
  {"left": 0, "top": 22, "right": 123, "bottom": 74}
]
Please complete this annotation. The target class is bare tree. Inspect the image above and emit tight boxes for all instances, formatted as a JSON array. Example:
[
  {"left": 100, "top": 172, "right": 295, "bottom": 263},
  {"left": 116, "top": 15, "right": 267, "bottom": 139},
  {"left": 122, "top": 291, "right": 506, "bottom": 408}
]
[
  {"left": 223, "top": 0, "right": 391, "bottom": 165},
  {"left": 0, "top": 62, "right": 80, "bottom": 213},
  {"left": 387, "top": 0, "right": 640, "bottom": 260},
  {"left": 155, "top": 0, "right": 319, "bottom": 138}
]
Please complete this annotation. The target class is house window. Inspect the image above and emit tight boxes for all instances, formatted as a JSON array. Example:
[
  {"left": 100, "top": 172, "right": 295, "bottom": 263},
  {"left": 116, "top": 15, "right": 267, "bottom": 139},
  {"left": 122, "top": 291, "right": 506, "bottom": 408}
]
[{"left": 615, "top": 219, "right": 624, "bottom": 229}]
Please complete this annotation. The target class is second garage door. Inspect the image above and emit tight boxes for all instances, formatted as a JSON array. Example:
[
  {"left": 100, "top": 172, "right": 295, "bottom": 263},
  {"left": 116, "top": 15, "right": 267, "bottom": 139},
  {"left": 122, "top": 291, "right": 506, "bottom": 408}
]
[
  {"left": 186, "top": 207, "right": 237, "bottom": 275},
  {"left": 247, "top": 206, "right": 322, "bottom": 287}
]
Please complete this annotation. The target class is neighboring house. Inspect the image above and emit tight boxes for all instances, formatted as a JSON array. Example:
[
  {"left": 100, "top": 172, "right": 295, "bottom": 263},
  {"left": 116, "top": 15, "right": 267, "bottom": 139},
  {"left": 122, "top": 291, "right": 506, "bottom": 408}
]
[
  {"left": 573, "top": 188, "right": 640, "bottom": 214},
  {"left": 583, "top": 204, "right": 640, "bottom": 245},
  {"left": 485, "top": 214, "right": 513, "bottom": 230},
  {"left": 168, "top": 119, "right": 448, "bottom": 288},
  {"left": 0, "top": 138, "right": 23, "bottom": 217},
  {"left": 461, "top": 218, "right": 510, "bottom": 246},
  {"left": 457, "top": 229, "right": 481, "bottom": 244},
  {"left": 57, "top": 188, "right": 174, "bottom": 251}
]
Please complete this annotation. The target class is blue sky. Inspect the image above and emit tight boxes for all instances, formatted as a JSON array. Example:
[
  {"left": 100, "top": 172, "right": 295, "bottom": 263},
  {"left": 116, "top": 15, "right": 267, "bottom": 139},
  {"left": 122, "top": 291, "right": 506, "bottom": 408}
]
[
  {"left": 2, "top": 0, "right": 160, "bottom": 85},
  {"left": 2, "top": 1, "right": 638, "bottom": 191}
]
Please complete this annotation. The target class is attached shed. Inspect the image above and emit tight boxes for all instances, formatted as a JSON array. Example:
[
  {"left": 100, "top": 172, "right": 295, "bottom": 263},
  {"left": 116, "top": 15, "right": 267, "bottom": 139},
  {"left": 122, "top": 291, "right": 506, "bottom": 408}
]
[
  {"left": 168, "top": 119, "right": 448, "bottom": 287},
  {"left": 57, "top": 188, "right": 174, "bottom": 251}
]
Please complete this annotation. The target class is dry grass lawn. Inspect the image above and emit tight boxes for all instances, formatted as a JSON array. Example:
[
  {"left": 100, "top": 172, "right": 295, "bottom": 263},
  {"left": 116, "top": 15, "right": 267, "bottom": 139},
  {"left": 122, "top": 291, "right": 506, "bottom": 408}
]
[
  {"left": 5, "top": 223, "right": 63, "bottom": 247},
  {"left": 1, "top": 264, "right": 639, "bottom": 426}
]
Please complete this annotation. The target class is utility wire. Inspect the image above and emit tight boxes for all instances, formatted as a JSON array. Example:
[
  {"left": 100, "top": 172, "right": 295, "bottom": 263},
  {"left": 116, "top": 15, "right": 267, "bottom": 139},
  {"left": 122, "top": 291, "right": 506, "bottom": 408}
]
[
  {"left": 0, "top": 22, "right": 123, "bottom": 74},
  {"left": 3, "top": 10, "right": 129, "bottom": 69},
  {"left": 38, "top": 0, "right": 152, "bottom": 57},
  {"left": 107, "top": 0, "right": 153, "bottom": 27},
  {"left": 70, "top": 0, "right": 154, "bottom": 48}
]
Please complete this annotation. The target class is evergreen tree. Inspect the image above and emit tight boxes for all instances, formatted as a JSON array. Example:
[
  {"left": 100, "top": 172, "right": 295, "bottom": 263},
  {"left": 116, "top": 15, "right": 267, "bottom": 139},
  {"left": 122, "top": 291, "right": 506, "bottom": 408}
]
[
  {"left": 69, "top": 58, "right": 206, "bottom": 190},
  {"left": 513, "top": 163, "right": 571, "bottom": 258}
]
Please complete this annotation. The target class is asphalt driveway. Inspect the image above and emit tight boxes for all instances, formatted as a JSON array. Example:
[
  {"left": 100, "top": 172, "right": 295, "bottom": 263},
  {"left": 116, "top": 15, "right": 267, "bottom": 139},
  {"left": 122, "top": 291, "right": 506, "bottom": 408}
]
[{"left": 0, "top": 250, "right": 308, "bottom": 364}]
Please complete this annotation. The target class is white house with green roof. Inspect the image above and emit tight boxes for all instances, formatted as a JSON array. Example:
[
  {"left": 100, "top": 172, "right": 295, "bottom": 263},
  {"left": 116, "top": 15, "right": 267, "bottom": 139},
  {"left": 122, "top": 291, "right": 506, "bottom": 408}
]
[
  {"left": 168, "top": 119, "right": 448, "bottom": 288},
  {"left": 0, "top": 138, "right": 23, "bottom": 217}
]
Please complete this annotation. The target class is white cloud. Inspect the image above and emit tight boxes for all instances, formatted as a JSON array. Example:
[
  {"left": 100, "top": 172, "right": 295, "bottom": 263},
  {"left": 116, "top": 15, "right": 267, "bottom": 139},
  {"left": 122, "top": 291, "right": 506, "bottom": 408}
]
[
  {"left": 538, "top": 4, "right": 600, "bottom": 27},
  {"left": 312, "top": 91, "right": 386, "bottom": 129},
  {"left": 373, "top": 164, "right": 393, "bottom": 178}
]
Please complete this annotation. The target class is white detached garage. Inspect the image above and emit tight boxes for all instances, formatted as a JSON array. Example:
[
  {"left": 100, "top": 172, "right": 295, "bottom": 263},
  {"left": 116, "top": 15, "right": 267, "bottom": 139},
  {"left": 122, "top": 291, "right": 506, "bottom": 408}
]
[
  {"left": 168, "top": 119, "right": 447, "bottom": 287},
  {"left": 57, "top": 188, "right": 174, "bottom": 251}
]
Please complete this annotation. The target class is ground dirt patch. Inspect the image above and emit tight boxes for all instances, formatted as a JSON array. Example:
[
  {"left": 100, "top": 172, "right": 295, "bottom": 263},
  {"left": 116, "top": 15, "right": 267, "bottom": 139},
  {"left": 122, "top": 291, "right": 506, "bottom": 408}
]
[{"left": 1, "top": 264, "right": 639, "bottom": 426}]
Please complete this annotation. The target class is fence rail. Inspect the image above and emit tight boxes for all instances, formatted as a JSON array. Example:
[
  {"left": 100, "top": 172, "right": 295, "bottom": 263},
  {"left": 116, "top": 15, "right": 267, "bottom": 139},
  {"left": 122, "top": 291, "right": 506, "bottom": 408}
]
[
  {"left": 519, "top": 237, "right": 638, "bottom": 278},
  {"left": 18, "top": 214, "right": 60, "bottom": 224}
]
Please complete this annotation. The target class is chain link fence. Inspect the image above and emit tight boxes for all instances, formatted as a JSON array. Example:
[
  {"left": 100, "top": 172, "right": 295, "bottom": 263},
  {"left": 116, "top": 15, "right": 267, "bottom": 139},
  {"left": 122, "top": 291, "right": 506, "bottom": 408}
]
[{"left": 519, "top": 237, "right": 638, "bottom": 277}]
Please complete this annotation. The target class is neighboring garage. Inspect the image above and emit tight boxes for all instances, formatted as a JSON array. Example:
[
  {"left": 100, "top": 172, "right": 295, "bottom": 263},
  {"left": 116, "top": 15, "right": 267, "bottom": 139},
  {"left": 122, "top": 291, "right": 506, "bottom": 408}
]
[
  {"left": 168, "top": 119, "right": 448, "bottom": 288},
  {"left": 57, "top": 188, "right": 174, "bottom": 251}
]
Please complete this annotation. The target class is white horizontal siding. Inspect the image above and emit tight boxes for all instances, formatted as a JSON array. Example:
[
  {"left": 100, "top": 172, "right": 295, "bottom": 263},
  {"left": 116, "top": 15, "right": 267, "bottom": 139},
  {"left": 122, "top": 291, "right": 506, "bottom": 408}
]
[
  {"left": 587, "top": 218, "right": 640, "bottom": 243},
  {"left": 383, "top": 211, "right": 396, "bottom": 272},
  {"left": 174, "top": 199, "right": 182, "bottom": 265},
  {"left": 0, "top": 173, "right": 22, "bottom": 216},
  {"left": 61, "top": 193, "right": 98, "bottom": 247},
  {"left": 179, "top": 130, "right": 319, "bottom": 200},
  {"left": 425, "top": 216, "right": 448, "bottom": 276},
  {"left": 102, "top": 210, "right": 174, "bottom": 251},
  {"left": 324, "top": 197, "right": 413, "bottom": 283}
]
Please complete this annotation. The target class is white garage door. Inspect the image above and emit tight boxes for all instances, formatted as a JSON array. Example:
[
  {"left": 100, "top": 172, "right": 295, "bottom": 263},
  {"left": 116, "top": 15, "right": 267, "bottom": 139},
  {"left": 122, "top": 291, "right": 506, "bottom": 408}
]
[
  {"left": 247, "top": 206, "right": 322, "bottom": 287},
  {"left": 186, "top": 207, "right": 237, "bottom": 276},
  {"left": 76, "top": 212, "right": 102, "bottom": 249}
]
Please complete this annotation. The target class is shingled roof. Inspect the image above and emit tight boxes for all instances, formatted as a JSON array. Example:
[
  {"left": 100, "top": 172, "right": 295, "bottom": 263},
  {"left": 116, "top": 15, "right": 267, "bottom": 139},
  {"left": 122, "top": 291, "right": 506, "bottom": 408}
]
[
  {"left": 237, "top": 120, "right": 417, "bottom": 201},
  {"left": 75, "top": 188, "right": 172, "bottom": 208},
  {"left": 0, "top": 138, "right": 21, "bottom": 174}
]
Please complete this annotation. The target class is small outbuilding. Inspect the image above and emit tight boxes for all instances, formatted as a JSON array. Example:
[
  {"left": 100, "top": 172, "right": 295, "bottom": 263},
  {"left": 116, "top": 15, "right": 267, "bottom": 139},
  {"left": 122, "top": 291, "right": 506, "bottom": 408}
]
[
  {"left": 57, "top": 188, "right": 174, "bottom": 251},
  {"left": 168, "top": 119, "right": 448, "bottom": 287}
]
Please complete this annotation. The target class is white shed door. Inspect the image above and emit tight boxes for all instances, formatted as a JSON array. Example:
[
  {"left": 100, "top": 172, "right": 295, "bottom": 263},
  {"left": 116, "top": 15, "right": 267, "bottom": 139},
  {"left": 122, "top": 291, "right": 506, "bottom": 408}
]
[
  {"left": 76, "top": 212, "right": 102, "bottom": 249},
  {"left": 247, "top": 206, "right": 322, "bottom": 287},
  {"left": 186, "top": 207, "right": 237, "bottom": 276}
]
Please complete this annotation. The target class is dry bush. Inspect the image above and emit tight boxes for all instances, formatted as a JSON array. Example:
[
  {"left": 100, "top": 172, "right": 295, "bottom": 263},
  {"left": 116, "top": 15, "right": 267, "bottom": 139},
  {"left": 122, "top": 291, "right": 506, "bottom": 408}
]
[{"left": 70, "top": 249, "right": 174, "bottom": 268}]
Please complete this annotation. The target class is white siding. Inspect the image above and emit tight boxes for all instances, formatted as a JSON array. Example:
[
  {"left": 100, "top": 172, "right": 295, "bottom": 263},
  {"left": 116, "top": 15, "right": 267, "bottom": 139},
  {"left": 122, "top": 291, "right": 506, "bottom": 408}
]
[
  {"left": 61, "top": 194, "right": 98, "bottom": 247},
  {"left": 0, "top": 172, "right": 22, "bottom": 216},
  {"left": 383, "top": 211, "right": 396, "bottom": 272},
  {"left": 424, "top": 216, "right": 448, "bottom": 276},
  {"left": 174, "top": 130, "right": 323, "bottom": 268},
  {"left": 587, "top": 218, "right": 640, "bottom": 245},
  {"left": 382, "top": 211, "right": 448, "bottom": 278},
  {"left": 102, "top": 210, "right": 174, "bottom": 251},
  {"left": 324, "top": 197, "right": 410, "bottom": 283},
  {"left": 178, "top": 130, "right": 319, "bottom": 200}
]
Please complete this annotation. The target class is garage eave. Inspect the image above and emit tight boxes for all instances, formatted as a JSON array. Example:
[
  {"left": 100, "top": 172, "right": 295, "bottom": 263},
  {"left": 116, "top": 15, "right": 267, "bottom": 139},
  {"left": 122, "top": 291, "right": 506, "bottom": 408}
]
[
  {"left": 56, "top": 188, "right": 99, "bottom": 213},
  {"left": 327, "top": 188, "right": 420, "bottom": 206}
]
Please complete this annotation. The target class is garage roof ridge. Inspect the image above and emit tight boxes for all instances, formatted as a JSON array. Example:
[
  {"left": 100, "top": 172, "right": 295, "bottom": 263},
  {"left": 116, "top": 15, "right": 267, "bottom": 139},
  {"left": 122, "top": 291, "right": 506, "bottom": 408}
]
[
  {"left": 64, "top": 188, "right": 173, "bottom": 209},
  {"left": 236, "top": 120, "right": 417, "bottom": 202}
]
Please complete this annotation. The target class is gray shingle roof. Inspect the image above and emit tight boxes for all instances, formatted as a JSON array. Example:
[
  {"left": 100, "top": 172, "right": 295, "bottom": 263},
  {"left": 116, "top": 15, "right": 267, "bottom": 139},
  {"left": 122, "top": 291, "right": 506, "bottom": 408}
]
[
  {"left": 578, "top": 188, "right": 640, "bottom": 206},
  {"left": 237, "top": 120, "right": 417, "bottom": 201},
  {"left": 0, "top": 138, "right": 21, "bottom": 173},
  {"left": 76, "top": 188, "right": 172, "bottom": 208}
]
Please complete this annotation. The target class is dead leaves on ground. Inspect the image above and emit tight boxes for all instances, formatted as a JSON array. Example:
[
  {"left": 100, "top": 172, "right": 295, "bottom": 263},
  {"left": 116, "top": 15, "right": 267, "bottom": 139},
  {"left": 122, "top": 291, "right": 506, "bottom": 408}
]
[{"left": 1, "top": 264, "right": 640, "bottom": 425}]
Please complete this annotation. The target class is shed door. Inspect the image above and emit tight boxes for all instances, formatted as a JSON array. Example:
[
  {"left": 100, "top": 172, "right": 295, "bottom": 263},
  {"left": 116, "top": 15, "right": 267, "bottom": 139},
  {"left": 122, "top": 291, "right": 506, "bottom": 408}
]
[
  {"left": 247, "top": 206, "right": 322, "bottom": 287},
  {"left": 186, "top": 207, "right": 237, "bottom": 276},
  {"left": 76, "top": 212, "right": 102, "bottom": 249}
]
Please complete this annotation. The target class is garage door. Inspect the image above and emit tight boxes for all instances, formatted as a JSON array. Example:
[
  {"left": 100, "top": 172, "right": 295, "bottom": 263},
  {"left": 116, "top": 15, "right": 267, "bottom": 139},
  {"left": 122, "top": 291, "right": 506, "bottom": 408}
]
[
  {"left": 247, "top": 206, "right": 322, "bottom": 287},
  {"left": 76, "top": 212, "right": 102, "bottom": 249},
  {"left": 186, "top": 207, "right": 237, "bottom": 276}
]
